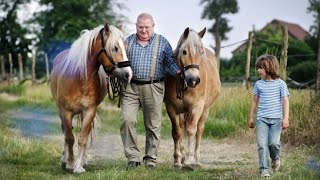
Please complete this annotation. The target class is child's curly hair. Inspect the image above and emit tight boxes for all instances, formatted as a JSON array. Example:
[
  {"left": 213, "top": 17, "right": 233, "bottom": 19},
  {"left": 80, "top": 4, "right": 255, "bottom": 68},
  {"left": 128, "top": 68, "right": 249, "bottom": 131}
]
[{"left": 255, "top": 55, "right": 280, "bottom": 80}]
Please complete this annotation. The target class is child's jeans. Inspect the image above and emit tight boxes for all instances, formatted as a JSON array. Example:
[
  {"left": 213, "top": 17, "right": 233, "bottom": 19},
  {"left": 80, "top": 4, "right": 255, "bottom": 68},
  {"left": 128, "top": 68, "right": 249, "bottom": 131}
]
[{"left": 256, "top": 117, "right": 282, "bottom": 174}]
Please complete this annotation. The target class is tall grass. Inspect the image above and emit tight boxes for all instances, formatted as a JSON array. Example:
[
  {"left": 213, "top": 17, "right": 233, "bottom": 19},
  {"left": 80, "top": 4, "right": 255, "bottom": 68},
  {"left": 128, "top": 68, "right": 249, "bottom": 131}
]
[{"left": 205, "top": 86, "right": 251, "bottom": 138}]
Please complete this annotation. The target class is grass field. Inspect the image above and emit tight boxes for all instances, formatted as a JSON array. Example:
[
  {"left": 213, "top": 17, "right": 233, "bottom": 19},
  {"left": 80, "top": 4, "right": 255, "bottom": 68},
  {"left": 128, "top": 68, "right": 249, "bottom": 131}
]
[{"left": 0, "top": 82, "right": 319, "bottom": 179}]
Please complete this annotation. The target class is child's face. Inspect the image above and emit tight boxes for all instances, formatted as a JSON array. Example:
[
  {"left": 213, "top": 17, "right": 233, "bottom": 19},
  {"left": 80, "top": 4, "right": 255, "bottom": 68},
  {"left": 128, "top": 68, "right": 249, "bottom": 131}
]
[{"left": 257, "top": 68, "right": 267, "bottom": 79}]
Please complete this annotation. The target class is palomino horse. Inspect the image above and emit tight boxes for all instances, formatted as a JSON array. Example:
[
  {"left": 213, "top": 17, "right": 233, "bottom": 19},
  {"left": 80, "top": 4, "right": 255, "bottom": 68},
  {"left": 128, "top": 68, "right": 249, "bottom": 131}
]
[
  {"left": 164, "top": 27, "right": 220, "bottom": 170},
  {"left": 50, "top": 23, "right": 132, "bottom": 173}
]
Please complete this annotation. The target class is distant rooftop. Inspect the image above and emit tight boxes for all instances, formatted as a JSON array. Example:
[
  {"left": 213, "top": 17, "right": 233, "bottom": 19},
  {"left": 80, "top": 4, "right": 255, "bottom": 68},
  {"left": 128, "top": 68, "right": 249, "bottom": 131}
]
[{"left": 232, "top": 19, "right": 310, "bottom": 55}]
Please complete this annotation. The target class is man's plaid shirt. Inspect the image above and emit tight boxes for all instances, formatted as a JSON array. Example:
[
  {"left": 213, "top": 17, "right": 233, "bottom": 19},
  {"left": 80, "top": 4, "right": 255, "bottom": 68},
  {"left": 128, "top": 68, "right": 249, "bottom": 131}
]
[{"left": 126, "top": 33, "right": 179, "bottom": 80}]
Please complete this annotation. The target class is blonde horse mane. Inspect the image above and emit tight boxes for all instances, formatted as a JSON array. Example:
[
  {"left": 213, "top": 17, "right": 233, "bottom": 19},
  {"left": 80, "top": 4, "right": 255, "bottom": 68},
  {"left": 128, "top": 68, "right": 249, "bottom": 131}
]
[
  {"left": 55, "top": 25, "right": 125, "bottom": 80},
  {"left": 174, "top": 28, "right": 206, "bottom": 60}
]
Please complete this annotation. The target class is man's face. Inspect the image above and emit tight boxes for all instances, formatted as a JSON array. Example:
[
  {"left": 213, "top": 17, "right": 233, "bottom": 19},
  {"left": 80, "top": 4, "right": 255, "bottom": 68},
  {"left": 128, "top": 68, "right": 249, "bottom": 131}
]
[{"left": 136, "top": 17, "right": 154, "bottom": 41}]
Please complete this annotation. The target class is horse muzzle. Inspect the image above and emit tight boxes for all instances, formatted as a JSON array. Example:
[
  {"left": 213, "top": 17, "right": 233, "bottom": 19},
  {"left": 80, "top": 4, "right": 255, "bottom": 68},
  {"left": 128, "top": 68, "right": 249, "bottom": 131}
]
[{"left": 185, "top": 76, "right": 200, "bottom": 88}]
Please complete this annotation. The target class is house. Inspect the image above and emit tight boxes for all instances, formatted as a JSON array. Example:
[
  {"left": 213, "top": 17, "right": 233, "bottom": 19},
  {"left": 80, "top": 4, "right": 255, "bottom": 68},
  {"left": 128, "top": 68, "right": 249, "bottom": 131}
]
[{"left": 231, "top": 19, "right": 310, "bottom": 55}]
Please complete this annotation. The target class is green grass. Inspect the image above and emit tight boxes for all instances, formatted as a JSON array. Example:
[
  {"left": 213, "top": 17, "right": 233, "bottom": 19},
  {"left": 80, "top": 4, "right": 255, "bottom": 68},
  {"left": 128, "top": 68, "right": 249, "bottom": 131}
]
[
  {"left": 0, "top": 82, "right": 319, "bottom": 179},
  {"left": 0, "top": 125, "right": 318, "bottom": 179}
]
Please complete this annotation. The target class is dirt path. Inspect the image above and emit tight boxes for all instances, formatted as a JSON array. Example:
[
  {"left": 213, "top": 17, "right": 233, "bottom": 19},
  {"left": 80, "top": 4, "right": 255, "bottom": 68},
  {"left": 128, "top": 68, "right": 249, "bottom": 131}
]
[
  {"left": 6, "top": 107, "right": 258, "bottom": 171},
  {"left": 93, "top": 133, "right": 258, "bottom": 173}
]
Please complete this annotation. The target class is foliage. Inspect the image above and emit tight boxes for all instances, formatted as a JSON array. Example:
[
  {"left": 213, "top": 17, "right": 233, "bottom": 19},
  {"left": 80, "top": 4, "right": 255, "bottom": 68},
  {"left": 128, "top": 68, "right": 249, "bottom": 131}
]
[
  {"left": 200, "top": 0, "right": 239, "bottom": 41},
  {"left": 220, "top": 25, "right": 316, "bottom": 82},
  {"left": 283, "top": 91, "right": 320, "bottom": 146},
  {"left": 29, "top": 0, "right": 121, "bottom": 67},
  {"left": 307, "top": 0, "right": 320, "bottom": 37},
  {"left": 289, "top": 61, "right": 317, "bottom": 82},
  {"left": 0, "top": 0, "right": 32, "bottom": 72},
  {"left": 307, "top": 0, "right": 320, "bottom": 93}
]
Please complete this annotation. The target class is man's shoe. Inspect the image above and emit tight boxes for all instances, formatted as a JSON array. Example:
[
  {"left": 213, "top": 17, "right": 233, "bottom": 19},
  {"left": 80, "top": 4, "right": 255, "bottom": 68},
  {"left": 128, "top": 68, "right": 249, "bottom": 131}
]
[
  {"left": 126, "top": 161, "right": 141, "bottom": 170},
  {"left": 145, "top": 161, "right": 156, "bottom": 170},
  {"left": 272, "top": 158, "right": 280, "bottom": 171},
  {"left": 260, "top": 170, "right": 270, "bottom": 177}
]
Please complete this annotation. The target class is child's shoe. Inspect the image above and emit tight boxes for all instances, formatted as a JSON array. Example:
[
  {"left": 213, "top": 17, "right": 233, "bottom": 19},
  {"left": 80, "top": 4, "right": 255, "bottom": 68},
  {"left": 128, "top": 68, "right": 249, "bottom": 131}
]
[{"left": 272, "top": 158, "right": 280, "bottom": 171}]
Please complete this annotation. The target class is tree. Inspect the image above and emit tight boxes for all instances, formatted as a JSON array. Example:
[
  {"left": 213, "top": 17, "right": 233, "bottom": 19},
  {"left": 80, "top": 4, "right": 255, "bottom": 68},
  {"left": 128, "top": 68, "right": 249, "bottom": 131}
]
[
  {"left": 29, "top": 0, "right": 122, "bottom": 73},
  {"left": 307, "top": 0, "right": 320, "bottom": 94},
  {"left": 0, "top": 0, "right": 32, "bottom": 75},
  {"left": 200, "top": 0, "right": 239, "bottom": 71}
]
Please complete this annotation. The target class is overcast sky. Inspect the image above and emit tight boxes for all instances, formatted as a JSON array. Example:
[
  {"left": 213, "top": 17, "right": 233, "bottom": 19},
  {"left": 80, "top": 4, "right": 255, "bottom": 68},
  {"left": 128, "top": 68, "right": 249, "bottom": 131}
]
[{"left": 119, "top": 0, "right": 314, "bottom": 58}]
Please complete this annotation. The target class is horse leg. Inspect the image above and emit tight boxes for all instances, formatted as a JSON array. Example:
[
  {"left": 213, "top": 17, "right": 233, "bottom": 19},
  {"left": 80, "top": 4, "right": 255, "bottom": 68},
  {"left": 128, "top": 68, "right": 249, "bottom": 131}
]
[
  {"left": 179, "top": 114, "right": 186, "bottom": 164},
  {"left": 167, "top": 107, "right": 183, "bottom": 169},
  {"left": 60, "top": 112, "right": 75, "bottom": 171},
  {"left": 194, "top": 108, "right": 209, "bottom": 167},
  {"left": 73, "top": 108, "right": 96, "bottom": 173},
  {"left": 183, "top": 107, "right": 203, "bottom": 170}
]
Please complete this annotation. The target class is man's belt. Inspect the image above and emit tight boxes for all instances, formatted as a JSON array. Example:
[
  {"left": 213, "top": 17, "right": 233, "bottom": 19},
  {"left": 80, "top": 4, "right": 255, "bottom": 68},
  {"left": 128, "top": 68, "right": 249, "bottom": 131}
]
[{"left": 131, "top": 78, "right": 164, "bottom": 85}]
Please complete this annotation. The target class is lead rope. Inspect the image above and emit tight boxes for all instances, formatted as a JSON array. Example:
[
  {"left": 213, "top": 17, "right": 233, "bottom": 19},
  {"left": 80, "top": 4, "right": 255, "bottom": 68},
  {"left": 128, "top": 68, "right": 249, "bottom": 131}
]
[
  {"left": 107, "top": 77, "right": 121, "bottom": 100},
  {"left": 176, "top": 74, "right": 186, "bottom": 100}
]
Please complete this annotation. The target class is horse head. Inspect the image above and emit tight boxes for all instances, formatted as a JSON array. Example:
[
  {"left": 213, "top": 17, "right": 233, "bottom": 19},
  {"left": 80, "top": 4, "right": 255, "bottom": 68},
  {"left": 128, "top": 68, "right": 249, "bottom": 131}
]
[
  {"left": 175, "top": 27, "right": 206, "bottom": 88},
  {"left": 95, "top": 23, "right": 133, "bottom": 83}
]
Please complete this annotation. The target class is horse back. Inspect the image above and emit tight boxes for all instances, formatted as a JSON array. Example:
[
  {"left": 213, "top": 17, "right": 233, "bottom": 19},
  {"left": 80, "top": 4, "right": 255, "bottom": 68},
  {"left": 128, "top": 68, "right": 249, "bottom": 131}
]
[{"left": 202, "top": 48, "right": 220, "bottom": 107}]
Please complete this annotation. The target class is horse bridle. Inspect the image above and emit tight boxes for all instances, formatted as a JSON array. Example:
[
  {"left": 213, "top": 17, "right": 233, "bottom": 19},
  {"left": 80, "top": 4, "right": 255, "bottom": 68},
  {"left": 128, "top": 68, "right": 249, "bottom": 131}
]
[
  {"left": 175, "top": 48, "right": 200, "bottom": 100},
  {"left": 96, "top": 28, "right": 131, "bottom": 75}
]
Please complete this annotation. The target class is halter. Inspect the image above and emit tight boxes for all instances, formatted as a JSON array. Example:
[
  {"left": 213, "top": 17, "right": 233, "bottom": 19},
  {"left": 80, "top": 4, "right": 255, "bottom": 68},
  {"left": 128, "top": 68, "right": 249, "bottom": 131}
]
[
  {"left": 175, "top": 49, "right": 200, "bottom": 100},
  {"left": 96, "top": 28, "right": 131, "bottom": 75}
]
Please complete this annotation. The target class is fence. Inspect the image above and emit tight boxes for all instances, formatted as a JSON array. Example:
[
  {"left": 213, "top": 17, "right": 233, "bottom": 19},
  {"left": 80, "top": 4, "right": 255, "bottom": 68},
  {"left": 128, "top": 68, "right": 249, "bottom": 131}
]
[{"left": 0, "top": 50, "right": 50, "bottom": 85}]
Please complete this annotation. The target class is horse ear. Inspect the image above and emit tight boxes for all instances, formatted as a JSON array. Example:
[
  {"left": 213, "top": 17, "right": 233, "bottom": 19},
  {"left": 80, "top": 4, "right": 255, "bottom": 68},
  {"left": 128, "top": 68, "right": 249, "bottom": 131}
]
[
  {"left": 117, "top": 24, "right": 123, "bottom": 31},
  {"left": 183, "top": 27, "right": 190, "bottom": 39},
  {"left": 198, "top": 27, "right": 206, "bottom": 38},
  {"left": 104, "top": 23, "right": 110, "bottom": 34}
]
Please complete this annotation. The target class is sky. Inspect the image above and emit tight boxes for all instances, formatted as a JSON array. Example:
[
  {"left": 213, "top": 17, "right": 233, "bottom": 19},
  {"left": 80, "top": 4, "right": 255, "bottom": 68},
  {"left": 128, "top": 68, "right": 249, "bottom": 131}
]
[{"left": 118, "top": 0, "right": 315, "bottom": 58}]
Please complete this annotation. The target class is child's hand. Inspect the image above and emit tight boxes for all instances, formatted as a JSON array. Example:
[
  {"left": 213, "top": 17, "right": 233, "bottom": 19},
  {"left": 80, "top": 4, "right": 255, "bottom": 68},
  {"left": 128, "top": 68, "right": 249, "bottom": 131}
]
[
  {"left": 282, "top": 119, "right": 289, "bottom": 130},
  {"left": 249, "top": 118, "right": 255, "bottom": 128}
]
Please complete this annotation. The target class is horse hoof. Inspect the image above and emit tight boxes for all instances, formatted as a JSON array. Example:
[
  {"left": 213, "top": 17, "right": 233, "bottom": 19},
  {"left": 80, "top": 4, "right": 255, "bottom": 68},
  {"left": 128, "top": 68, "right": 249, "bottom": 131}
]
[
  {"left": 73, "top": 167, "right": 86, "bottom": 174},
  {"left": 192, "top": 163, "right": 202, "bottom": 168},
  {"left": 182, "top": 164, "right": 194, "bottom": 171},
  {"left": 173, "top": 163, "right": 182, "bottom": 170},
  {"left": 61, "top": 162, "right": 67, "bottom": 170}
]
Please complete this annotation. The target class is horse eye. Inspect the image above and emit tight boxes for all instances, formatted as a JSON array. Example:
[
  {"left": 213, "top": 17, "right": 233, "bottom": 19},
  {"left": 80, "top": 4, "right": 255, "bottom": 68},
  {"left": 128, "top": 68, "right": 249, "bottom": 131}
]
[
  {"left": 114, "top": 46, "right": 118, "bottom": 52},
  {"left": 182, "top": 50, "right": 187, "bottom": 55}
]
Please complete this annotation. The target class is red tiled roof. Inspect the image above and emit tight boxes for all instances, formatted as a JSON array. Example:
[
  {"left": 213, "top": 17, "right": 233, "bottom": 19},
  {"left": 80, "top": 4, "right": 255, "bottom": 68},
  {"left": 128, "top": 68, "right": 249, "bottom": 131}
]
[
  {"left": 270, "top": 19, "right": 309, "bottom": 40},
  {"left": 232, "top": 19, "right": 310, "bottom": 54}
]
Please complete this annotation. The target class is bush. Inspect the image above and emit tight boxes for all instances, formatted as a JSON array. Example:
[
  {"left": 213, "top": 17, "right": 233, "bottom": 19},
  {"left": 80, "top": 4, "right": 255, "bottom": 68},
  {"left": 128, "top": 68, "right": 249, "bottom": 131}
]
[{"left": 289, "top": 61, "right": 316, "bottom": 82}]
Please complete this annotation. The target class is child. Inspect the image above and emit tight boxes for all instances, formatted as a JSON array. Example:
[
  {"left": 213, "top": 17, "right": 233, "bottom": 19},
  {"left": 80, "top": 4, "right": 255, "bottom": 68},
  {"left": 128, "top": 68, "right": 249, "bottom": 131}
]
[{"left": 249, "top": 55, "right": 290, "bottom": 177}]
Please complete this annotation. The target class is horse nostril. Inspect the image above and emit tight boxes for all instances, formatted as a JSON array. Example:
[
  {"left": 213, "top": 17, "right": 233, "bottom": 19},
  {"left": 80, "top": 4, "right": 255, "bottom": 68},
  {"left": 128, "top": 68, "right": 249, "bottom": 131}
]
[{"left": 196, "top": 78, "right": 200, "bottom": 85}]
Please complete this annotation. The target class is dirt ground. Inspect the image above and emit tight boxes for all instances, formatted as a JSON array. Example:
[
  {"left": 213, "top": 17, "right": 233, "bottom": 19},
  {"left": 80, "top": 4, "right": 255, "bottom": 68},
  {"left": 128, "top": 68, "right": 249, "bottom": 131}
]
[{"left": 5, "top": 105, "right": 258, "bottom": 173}]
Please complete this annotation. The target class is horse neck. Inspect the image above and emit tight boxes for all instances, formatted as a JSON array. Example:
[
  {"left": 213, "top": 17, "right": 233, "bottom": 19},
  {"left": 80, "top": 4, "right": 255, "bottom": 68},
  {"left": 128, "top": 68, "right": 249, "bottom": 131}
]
[{"left": 86, "top": 55, "right": 100, "bottom": 78}]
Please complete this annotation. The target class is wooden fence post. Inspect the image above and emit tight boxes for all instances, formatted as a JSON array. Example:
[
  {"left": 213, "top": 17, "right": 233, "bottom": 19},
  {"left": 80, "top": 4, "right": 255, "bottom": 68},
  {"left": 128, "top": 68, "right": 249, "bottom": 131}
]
[
  {"left": 316, "top": 22, "right": 320, "bottom": 95},
  {"left": 214, "top": 35, "right": 221, "bottom": 71},
  {"left": 8, "top": 53, "right": 13, "bottom": 84},
  {"left": 45, "top": 53, "right": 50, "bottom": 82},
  {"left": 280, "top": 25, "right": 288, "bottom": 81},
  {"left": 0, "top": 55, "right": 5, "bottom": 81},
  {"left": 32, "top": 50, "right": 36, "bottom": 85},
  {"left": 245, "top": 32, "right": 253, "bottom": 89},
  {"left": 18, "top": 53, "right": 24, "bottom": 81}
]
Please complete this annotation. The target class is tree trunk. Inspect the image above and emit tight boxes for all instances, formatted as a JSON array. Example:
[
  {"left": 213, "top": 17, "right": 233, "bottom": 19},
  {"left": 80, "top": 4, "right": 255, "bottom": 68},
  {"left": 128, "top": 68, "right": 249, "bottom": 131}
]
[
  {"left": 32, "top": 50, "right": 36, "bottom": 85},
  {"left": 45, "top": 53, "right": 50, "bottom": 82},
  {"left": 245, "top": 32, "right": 253, "bottom": 89},
  {"left": 8, "top": 53, "right": 13, "bottom": 84},
  {"left": 18, "top": 53, "right": 24, "bottom": 81},
  {"left": 0, "top": 55, "right": 5, "bottom": 80},
  {"left": 316, "top": 22, "right": 320, "bottom": 95},
  {"left": 280, "top": 25, "right": 288, "bottom": 81},
  {"left": 214, "top": 34, "right": 221, "bottom": 71}
]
